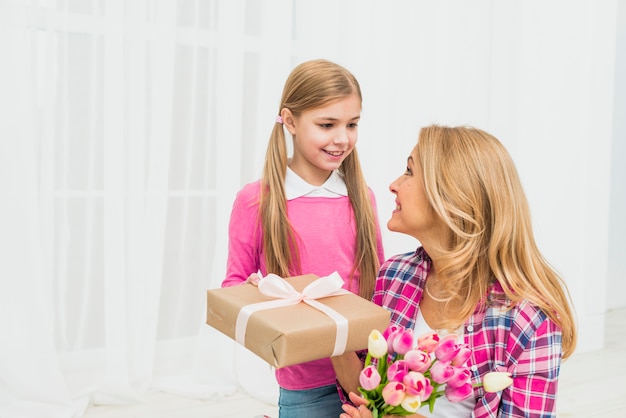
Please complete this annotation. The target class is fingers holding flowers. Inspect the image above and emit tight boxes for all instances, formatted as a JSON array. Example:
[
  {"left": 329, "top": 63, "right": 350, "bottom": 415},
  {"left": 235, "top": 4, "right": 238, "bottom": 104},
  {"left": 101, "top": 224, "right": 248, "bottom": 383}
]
[{"left": 340, "top": 392, "right": 374, "bottom": 418}]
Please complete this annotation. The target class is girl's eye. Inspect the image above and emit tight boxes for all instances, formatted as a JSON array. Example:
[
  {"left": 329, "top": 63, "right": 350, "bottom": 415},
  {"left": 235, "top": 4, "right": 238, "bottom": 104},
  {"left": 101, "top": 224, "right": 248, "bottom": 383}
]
[
  {"left": 348, "top": 123, "right": 358, "bottom": 128},
  {"left": 404, "top": 167, "right": 412, "bottom": 175},
  {"left": 319, "top": 123, "right": 333, "bottom": 129}
]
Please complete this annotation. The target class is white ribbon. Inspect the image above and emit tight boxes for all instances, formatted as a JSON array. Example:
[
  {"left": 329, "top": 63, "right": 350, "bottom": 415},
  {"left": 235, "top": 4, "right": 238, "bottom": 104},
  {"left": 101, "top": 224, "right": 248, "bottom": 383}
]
[{"left": 235, "top": 271, "right": 351, "bottom": 357}]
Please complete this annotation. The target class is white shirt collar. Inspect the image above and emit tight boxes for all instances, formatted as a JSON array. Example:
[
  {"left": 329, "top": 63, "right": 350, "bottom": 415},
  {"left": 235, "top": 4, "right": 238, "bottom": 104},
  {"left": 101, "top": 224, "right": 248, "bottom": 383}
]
[{"left": 285, "top": 167, "right": 348, "bottom": 200}]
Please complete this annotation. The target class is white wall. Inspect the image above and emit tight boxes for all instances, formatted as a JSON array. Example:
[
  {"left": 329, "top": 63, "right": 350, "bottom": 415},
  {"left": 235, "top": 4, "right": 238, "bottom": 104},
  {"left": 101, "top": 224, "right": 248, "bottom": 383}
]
[{"left": 608, "top": 0, "right": 626, "bottom": 311}]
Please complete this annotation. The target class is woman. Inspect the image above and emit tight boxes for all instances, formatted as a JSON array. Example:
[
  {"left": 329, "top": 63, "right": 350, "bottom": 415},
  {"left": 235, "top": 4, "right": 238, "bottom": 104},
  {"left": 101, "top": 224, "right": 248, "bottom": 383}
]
[{"left": 336, "top": 125, "right": 577, "bottom": 418}]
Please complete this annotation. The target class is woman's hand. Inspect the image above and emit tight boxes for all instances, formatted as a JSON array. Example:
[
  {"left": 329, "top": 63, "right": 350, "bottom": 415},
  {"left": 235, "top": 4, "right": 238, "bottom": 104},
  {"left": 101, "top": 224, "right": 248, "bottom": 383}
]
[
  {"left": 340, "top": 392, "right": 372, "bottom": 418},
  {"left": 339, "top": 392, "right": 426, "bottom": 418}
]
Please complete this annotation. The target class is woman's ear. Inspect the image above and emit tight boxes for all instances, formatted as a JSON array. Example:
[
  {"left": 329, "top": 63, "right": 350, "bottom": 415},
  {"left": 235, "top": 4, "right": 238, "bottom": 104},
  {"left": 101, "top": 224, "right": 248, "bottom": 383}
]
[{"left": 280, "top": 108, "right": 296, "bottom": 135}]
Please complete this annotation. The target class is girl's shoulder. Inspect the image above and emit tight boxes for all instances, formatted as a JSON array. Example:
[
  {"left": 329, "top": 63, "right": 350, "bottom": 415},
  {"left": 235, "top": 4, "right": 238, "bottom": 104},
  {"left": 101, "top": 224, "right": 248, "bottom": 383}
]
[
  {"left": 365, "top": 186, "right": 379, "bottom": 205},
  {"left": 231, "top": 180, "right": 262, "bottom": 213},
  {"left": 234, "top": 180, "right": 261, "bottom": 200},
  {"left": 238, "top": 179, "right": 262, "bottom": 195}
]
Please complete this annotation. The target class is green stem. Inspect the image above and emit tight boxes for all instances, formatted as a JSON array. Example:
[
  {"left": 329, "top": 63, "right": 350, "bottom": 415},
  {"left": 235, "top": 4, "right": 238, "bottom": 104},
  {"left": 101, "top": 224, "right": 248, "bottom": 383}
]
[{"left": 377, "top": 356, "right": 386, "bottom": 378}]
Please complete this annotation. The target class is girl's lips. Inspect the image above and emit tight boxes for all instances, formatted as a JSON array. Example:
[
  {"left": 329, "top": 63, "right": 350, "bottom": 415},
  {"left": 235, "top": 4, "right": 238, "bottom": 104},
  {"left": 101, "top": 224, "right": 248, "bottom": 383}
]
[{"left": 323, "top": 150, "right": 344, "bottom": 157}]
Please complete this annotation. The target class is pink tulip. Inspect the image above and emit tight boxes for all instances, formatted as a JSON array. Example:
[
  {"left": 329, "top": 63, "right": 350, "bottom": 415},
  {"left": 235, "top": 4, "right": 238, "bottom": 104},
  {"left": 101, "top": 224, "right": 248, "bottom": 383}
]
[
  {"left": 445, "top": 381, "right": 473, "bottom": 402},
  {"left": 392, "top": 328, "right": 414, "bottom": 355},
  {"left": 424, "top": 380, "right": 434, "bottom": 399},
  {"left": 417, "top": 331, "right": 440, "bottom": 353},
  {"left": 383, "top": 324, "right": 400, "bottom": 341},
  {"left": 387, "top": 359, "right": 409, "bottom": 382},
  {"left": 429, "top": 360, "right": 455, "bottom": 384},
  {"left": 359, "top": 365, "right": 382, "bottom": 390},
  {"left": 434, "top": 333, "right": 461, "bottom": 362},
  {"left": 446, "top": 366, "right": 471, "bottom": 388},
  {"left": 385, "top": 328, "right": 401, "bottom": 354},
  {"left": 382, "top": 382, "right": 406, "bottom": 406},
  {"left": 404, "top": 349, "right": 432, "bottom": 373},
  {"left": 402, "top": 371, "right": 429, "bottom": 398},
  {"left": 451, "top": 344, "right": 472, "bottom": 366}
]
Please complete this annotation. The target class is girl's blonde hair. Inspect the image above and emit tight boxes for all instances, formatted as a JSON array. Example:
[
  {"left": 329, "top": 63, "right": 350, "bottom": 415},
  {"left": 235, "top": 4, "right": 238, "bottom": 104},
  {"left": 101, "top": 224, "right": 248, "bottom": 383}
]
[
  {"left": 417, "top": 125, "right": 577, "bottom": 359},
  {"left": 260, "top": 59, "right": 380, "bottom": 300}
]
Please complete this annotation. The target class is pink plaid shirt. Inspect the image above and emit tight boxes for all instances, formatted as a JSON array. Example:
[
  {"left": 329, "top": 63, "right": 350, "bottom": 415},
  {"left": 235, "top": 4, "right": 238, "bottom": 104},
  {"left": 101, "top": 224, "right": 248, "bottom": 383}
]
[{"left": 373, "top": 247, "right": 563, "bottom": 418}]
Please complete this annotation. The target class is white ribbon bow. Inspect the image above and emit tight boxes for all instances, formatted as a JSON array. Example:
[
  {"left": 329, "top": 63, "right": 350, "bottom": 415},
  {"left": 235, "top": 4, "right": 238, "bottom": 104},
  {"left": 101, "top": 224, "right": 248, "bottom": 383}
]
[{"left": 235, "top": 272, "right": 351, "bottom": 357}]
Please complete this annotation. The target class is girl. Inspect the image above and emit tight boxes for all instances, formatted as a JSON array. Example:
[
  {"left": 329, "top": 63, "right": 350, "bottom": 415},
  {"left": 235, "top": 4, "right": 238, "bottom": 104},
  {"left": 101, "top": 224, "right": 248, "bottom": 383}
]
[
  {"left": 222, "top": 59, "right": 385, "bottom": 418},
  {"left": 337, "top": 125, "right": 577, "bottom": 418}
]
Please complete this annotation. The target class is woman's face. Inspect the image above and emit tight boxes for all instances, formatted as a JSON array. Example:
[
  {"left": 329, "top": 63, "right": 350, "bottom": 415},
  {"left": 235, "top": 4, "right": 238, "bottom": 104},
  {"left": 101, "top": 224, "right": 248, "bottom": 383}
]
[
  {"left": 388, "top": 147, "right": 444, "bottom": 241},
  {"left": 283, "top": 94, "right": 360, "bottom": 186}
]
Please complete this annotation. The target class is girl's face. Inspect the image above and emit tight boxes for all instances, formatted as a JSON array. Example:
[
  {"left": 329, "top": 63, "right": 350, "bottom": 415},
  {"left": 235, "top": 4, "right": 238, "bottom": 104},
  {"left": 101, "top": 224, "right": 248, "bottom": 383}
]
[
  {"left": 284, "top": 94, "right": 360, "bottom": 186},
  {"left": 388, "top": 148, "right": 444, "bottom": 242}
]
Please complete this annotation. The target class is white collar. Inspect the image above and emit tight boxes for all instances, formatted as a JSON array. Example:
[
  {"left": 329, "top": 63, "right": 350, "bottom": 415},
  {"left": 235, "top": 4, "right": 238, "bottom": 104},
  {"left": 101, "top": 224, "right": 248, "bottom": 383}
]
[{"left": 285, "top": 167, "right": 348, "bottom": 200}]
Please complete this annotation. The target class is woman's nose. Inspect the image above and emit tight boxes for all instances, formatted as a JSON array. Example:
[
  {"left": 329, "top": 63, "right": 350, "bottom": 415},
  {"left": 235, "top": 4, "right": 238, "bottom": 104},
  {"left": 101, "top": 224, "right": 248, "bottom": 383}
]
[{"left": 389, "top": 176, "right": 401, "bottom": 193}]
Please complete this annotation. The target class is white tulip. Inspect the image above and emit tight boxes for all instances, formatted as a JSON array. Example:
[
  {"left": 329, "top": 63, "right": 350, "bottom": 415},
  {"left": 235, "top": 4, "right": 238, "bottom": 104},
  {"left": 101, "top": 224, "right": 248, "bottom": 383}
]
[
  {"left": 483, "top": 371, "right": 513, "bottom": 392},
  {"left": 368, "top": 329, "right": 388, "bottom": 358}
]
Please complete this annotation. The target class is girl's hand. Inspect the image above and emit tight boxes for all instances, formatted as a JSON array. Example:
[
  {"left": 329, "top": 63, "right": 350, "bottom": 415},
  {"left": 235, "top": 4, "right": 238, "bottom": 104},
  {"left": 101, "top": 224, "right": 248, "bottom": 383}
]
[{"left": 245, "top": 272, "right": 261, "bottom": 286}]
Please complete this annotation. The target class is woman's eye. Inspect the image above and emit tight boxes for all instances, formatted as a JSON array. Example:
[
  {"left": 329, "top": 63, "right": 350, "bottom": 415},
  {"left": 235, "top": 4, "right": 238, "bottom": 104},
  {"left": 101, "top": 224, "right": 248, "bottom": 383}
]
[
  {"left": 404, "top": 167, "right": 412, "bottom": 175},
  {"left": 348, "top": 123, "right": 358, "bottom": 128},
  {"left": 319, "top": 123, "right": 333, "bottom": 129}
]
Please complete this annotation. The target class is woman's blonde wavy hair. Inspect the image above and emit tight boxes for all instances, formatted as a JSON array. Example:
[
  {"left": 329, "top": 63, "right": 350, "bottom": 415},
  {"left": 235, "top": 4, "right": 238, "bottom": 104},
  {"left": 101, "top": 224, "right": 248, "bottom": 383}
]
[
  {"left": 259, "top": 59, "right": 380, "bottom": 300},
  {"left": 417, "top": 125, "right": 577, "bottom": 359}
]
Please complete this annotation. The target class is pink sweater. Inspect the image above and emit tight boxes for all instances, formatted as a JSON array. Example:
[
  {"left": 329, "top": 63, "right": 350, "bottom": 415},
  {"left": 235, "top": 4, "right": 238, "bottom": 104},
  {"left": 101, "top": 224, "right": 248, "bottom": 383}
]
[{"left": 222, "top": 180, "right": 385, "bottom": 390}]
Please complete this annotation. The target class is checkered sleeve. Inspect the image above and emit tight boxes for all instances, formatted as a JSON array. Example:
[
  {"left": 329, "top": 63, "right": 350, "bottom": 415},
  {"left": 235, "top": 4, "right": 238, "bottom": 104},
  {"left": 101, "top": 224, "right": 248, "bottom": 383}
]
[{"left": 472, "top": 302, "right": 563, "bottom": 418}]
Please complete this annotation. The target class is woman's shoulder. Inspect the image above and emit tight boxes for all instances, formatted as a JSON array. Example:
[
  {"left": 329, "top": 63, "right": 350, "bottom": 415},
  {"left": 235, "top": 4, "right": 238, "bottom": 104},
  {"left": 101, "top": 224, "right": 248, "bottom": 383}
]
[
  {"left": 481, "top": 292, "right": 553, "bottom": 336},
  {"left": 379, "top": 247, "right": 428, "bottom": 279},
  {"left": 383, "top": 246, "right": 428, "bottom": 263},
  {"left": 507, "top": 299, "right": 552, "bottom": 328}
]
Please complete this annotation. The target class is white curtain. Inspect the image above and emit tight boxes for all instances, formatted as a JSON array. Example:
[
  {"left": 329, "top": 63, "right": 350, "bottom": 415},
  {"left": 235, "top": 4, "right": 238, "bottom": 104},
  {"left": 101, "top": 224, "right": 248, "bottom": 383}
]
[
  {"left": 0, "top": 1, "right": 622, "bottom": 417},
  {"left": 0, "top": 0, "right": 291, "bottom": 416}
]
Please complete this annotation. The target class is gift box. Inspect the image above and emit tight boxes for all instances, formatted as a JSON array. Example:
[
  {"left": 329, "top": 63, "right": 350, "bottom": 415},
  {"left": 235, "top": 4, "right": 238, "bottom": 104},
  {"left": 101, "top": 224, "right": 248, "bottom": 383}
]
[{"left": 206, "top": 273, "right": 391, "bottom": 368}]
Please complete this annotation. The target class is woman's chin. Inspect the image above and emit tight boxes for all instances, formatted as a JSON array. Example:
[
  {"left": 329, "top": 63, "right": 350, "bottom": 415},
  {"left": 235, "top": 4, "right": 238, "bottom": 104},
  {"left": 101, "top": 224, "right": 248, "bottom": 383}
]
[{"left": 386, "top": 219, "right": 400, "bottom": 233}]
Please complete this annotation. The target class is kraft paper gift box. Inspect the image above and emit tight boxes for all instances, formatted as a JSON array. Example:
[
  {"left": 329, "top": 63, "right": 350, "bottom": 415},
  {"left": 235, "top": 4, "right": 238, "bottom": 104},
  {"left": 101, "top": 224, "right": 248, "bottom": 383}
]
[{"left": 206, "top": 272, "right": 391, "bottom": 369}]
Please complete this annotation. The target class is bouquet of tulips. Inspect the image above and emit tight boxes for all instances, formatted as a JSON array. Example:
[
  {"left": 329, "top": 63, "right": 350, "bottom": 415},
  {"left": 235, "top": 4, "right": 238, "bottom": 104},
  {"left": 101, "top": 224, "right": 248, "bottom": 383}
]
[{"left": 357, "top": 325, "right": 512, "bottom": 417}]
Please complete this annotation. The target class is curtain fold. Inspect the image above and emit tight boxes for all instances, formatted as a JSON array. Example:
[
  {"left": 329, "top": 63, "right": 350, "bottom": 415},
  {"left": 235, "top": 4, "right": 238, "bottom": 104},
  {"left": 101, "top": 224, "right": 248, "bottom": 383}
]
[
  {"left": 1, "top": 1, "right": 291, "bottom": 416},
  {"left": 0, "top": 1, "right": 86, "bottom": 417}
]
